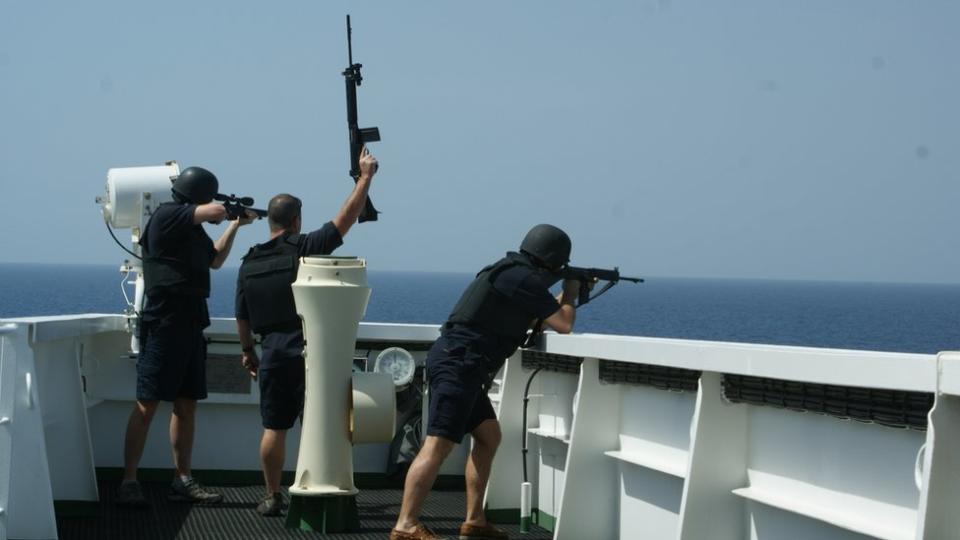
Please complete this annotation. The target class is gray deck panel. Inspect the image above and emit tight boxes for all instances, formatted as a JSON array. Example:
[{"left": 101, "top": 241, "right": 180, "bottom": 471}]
[{"left": 57, "top": 480, "right": 552, "bottom": 539}]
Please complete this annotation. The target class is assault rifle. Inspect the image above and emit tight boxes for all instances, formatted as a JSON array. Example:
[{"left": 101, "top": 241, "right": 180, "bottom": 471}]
[
  {"left": 214, "top": 193, "right": 267, "bottom": 221},
  {"left": 522, "top": 266, "right": 643, "bottom": 348},
  {"left": 558, "top": 266, "right": 644, "bottom": 307},
  {"left": 343, "top": 14, "right": 380, "bottom": 223}
]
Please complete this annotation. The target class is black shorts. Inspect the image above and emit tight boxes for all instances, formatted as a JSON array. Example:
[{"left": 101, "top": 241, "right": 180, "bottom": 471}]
[
  {"left": 136, "top": 313, "right": 207, "bottom": 402},
  {"left": 258, "top": 358, "right": 305, "bottom": 430},
  {"left": 425, "top": 336, "right": 497, "bottom": 444}
]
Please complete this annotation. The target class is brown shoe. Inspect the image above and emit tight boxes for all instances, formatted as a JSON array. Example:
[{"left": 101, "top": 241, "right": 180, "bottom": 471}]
[
  {"left": 390, "top": 524, "right": 446, "bottom": 540},
  {"left": 459, "top": 522, "right": 508, "bottom": 540}
]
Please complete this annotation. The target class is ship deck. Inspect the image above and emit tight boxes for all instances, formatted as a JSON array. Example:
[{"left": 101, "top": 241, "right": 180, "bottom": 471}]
[{"left": 57, "top": 476, "right": 551, "bottom": 540}]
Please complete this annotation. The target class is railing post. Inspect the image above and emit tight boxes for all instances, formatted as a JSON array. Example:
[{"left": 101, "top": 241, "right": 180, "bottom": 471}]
[{"left": 915, "top": 352, "right": 960, "bottom": 539}]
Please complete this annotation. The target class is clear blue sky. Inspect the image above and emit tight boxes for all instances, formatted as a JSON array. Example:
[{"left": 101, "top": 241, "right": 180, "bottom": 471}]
[{"left": 1, "top": 1, "right": 957, "bottom": 283}]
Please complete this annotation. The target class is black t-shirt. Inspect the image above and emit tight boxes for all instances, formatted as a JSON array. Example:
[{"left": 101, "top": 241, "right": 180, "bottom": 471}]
[
  {"left": 236, "top": 221, "right": 343, "bottom": 368},
  {"left": 444, "top": 263, "right": 561, "bottom": 363},
  {"left": 141, "top": 203, "right": 214, "bottom": 326}
]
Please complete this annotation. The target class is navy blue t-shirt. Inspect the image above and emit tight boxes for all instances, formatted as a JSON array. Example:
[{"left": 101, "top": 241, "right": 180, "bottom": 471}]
[
  {"left": 235, "top": 222, "right": 343, "bottom": 368},
  {"left": 140, "top": 203, "right": 214, "bottom": 326},
  {"left": 443, "top": 261, "right": 561, "bottom": 364}
]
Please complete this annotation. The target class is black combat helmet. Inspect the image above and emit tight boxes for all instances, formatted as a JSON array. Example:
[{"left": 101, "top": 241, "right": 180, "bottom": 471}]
[
  {"left": 172, "top": 167, "right": 219, "bottom": 204},
  {"left": 520, "top": 224, "right": 571, "bottom": 270}
]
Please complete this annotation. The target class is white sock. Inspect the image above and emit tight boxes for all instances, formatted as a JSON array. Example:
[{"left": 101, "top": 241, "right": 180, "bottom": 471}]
[{"left": 179, "top": 475, "right": 192, "bottom": 483}]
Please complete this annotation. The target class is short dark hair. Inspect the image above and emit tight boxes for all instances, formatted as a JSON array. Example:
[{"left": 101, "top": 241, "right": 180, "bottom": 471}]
[{"left": 267, "top": 194, "right": 302, "bottom": 231}]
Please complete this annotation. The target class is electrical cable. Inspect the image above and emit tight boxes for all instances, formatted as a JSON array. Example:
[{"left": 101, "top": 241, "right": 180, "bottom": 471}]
[
  {"left": 104, "top": 220, "right": 142, "bottom": 260},
  {"left": 521, "top": 367, "right": 544, "bottom": 483}
]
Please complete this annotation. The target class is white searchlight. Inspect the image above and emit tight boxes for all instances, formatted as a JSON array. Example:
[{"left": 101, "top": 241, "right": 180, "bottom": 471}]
[
  {"left": 96, "top": 162, "right": 180, "bottom": 355},
  {"left": 287, "top": 256, "right": 396, "bottom": 532}
]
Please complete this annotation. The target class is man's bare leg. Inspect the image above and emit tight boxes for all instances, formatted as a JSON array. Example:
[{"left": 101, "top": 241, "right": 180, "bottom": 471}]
[
  {"left": 123, "top": 400, "right": 159, "bottom": 482},
  {"left": 170, "top": 398, "right": 197, "bottom": 477},
  {"left": 394, "top": 435, "right": 456, "bottom": 532},
  {"left": 260, "top": 428, "right": 287, "bottom": 494},
  {"left": 464, "top": 419, "right": 502, "bottom": 526}
]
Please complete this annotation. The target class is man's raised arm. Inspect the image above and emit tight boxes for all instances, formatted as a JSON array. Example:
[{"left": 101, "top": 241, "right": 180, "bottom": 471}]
[{"left": 332, "top": 147, "right": 379, "bottom": 238}]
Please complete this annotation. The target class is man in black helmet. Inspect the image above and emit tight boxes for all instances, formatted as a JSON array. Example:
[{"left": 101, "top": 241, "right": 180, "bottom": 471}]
[
  {"left": 234, "top": 148, "right": 379, "bottom": 517},
  {"left": 391, "top": 224, "right": 581, "bottom": 540},
  {"left": 117, "top": 166, "right": 257, "bottom": 508}
]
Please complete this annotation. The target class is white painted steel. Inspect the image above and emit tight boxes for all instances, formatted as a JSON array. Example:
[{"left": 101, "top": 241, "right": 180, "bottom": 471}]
[
  {"left": 2, "top": 325, "right": 58, "bottom": 540},
  {"left": 742, "top": 408, "right": 921, "bottom": 539},
  {"left": 24, "top": 373, "right": 32, "bottom": 409},
  {"left": 3, "top": 314, "right": 127, "bottom": 342},
  {"left": 350, "top": 372, "right": 395, "bottom": 444},
  {"left": 541, "top": 332, "right": 937, "bottom": 392},
  {"left": 554, "top": 359, "right": 620, "bottom": 540},
  {"left": 936, "top": 351, "right": 960, "bottom": 397},
  {"left": 486, "top": 335, "right": 945, "bottom": 539},
  {"left": 3, "top": 313, "right": 958, "bottom": 540},
  {"left": 913, "top": 444, "right": 926, "bottom": 491},
  {"left": 289, "top": 256, "right": 371, "bottom": 496},
  {"left": 484, "top": 352, "right": 527, "bottom": 513},
  {"left": 520, "top": 481, "right": 532, "bottom": 520},
  {"left": 100, "top": 163, "right": 179, "bottom": 228},
  {"left": 617, "top": 384, "right": 695, "bottom": 479},
  {"left": 0, "top": 328, "right": 15, "bottom": 540},
  {"left": 677, "top": 372, "right": 747, "bottom": 540},
  {"left": 915, "top": 356, "right": 960, "bottom": 539},
  {"left": 30, "top": 339, "right": 99, "bottom": 503}
]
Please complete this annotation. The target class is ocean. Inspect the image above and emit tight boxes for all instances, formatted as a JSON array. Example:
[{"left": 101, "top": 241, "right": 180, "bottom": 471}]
[{"left": 1, "top": 263, "right": 958, "bottom": 354}]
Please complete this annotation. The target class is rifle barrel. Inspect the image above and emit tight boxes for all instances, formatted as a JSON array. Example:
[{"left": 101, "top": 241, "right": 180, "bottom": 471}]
[{"left": 346, "top": 15, "right": 353, "bottom": 65}]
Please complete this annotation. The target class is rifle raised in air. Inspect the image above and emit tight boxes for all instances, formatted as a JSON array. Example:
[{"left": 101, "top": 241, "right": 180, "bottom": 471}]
[{"left": 343, "top": 14, "right": 380, "bottom": 223}]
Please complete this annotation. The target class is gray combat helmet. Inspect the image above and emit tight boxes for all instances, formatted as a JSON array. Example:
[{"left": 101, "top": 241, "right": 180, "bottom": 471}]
[
  {"left": 172, "top": 167, "right": 219, "bottom": 204},
  {"left": 520, "top": 224, "right": 571, "bottom": 270}
]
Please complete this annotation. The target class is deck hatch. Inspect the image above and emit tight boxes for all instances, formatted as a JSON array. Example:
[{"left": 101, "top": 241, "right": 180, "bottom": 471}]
[
  {"left": 598, "top": 359, "right": 701, "bottom": 391},
  {"left": 722, "top": 374, "right": 933, "bottom": 430}
]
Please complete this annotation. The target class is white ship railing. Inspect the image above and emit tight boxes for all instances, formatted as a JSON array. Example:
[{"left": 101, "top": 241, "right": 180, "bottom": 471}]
[
  {"left": 0, "top": 324, "right": 17, "bottom": 540},
  {"left": 485, "top": 332, "right": 952, "bottom": 540},
  {"left": 0, "top": 314, "right": 956, "bottom": 540}
]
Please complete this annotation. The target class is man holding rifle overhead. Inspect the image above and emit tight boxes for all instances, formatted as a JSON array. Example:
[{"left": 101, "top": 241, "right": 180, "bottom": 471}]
[{"left": 235, "top": 148, "right": 380, "bottom": 517}]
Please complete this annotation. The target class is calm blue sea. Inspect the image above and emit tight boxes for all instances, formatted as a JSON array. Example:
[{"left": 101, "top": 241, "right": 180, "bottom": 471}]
[{"left": 1, "top": 263, "right": 958, "bottom": 354}]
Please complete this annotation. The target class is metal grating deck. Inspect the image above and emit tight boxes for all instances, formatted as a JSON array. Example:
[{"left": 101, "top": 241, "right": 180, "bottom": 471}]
[{"left": 57, "top": 478, "right": 553, "bottom": 539}]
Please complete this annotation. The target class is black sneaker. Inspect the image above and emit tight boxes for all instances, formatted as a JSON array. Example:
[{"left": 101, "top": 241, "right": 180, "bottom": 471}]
[
  {"left": 256, "top": 492, "right": 284, "bottom": 516},
  {"left": 116, "top": 481, "right": 149, "bottom": 509},
  {"left": 167, "top": 477, "right": 223, "bottom": 504}
]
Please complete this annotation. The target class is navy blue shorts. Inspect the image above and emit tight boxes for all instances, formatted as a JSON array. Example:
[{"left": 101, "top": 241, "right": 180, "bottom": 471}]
[
  {"left": 258, "top": 358, "right": 305, "bottom": 430},
  {"left": 136, "top": 314, "right": 207, "bottom": 402},
  {"left": 425, "top": 336, "right": 497, "bottom": 444}
]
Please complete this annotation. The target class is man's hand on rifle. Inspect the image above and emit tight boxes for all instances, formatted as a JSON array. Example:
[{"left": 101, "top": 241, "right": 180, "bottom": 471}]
[
  {"left": 237, "top": 209, "right": 258, "bottom": 226},
  {"left": 359, "top": 146, "right": 379, "bottom": 178}
]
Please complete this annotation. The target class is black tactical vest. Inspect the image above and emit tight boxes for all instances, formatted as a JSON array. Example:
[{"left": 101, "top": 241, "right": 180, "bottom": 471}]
[
  {"left": 446, "top": 252, "right": 546, "bottom": 344},
  {"left": 239, "top": 234, "right": 303, "bottom": 334},
  {"left": 141, "top": 203, "right": 213, "bottom": 297}
]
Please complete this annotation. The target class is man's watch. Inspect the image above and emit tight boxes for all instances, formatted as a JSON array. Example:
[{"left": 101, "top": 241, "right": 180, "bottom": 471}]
[{"left": 242, "top": 346, "right": 254, "bottom": 353}]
